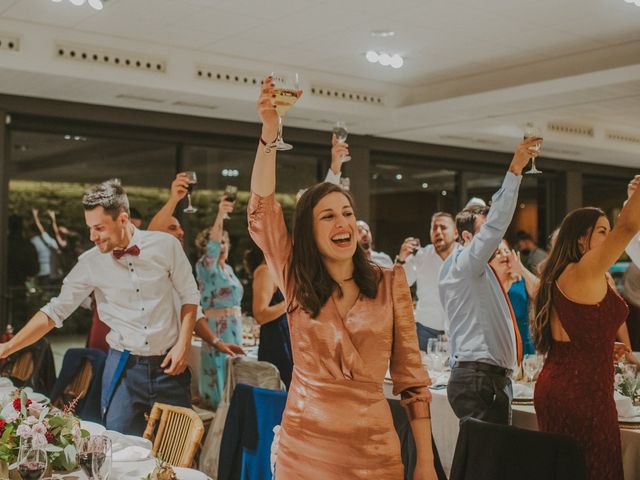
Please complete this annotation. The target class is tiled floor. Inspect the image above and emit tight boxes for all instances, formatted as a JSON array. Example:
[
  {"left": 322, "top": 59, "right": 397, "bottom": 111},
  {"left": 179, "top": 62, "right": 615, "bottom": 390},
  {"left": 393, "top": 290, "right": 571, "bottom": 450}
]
[{"left": 49, "top": 334, "right": 86, "bottom": 375}]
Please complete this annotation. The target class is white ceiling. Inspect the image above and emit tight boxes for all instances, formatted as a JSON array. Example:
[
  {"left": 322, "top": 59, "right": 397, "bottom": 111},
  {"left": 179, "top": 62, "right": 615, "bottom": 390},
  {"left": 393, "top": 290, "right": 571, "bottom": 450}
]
[{"left": 0, "top": 0, "right": 639, "bottom": 167}]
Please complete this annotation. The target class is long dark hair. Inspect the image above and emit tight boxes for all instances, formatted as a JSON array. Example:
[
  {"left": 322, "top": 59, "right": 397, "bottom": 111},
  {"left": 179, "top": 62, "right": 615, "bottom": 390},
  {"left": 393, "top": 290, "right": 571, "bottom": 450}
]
[
  {"left": 532, "top": 207, "right": 606, "bottom": 353},
  {"left": 290, "top": 182, "right": 382, "bottom": 318},
  {"left": 244, "top": 243, "right": 265, "bottom": 276}
]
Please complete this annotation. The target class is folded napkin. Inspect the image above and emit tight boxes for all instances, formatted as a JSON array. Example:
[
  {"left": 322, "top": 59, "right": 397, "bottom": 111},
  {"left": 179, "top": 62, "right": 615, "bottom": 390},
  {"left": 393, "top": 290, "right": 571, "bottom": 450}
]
[
  {"left": 614, "top": 391, "right": 637, "bottom": 418},
  {"left": 112, "top": 445, "right": 151, "bottom": 462},
  {"left": 0, "top": 378, "right": 13, "bottom": 388},
  {"left": 512, "top": 383, "right": 534, "bottom": 399}
]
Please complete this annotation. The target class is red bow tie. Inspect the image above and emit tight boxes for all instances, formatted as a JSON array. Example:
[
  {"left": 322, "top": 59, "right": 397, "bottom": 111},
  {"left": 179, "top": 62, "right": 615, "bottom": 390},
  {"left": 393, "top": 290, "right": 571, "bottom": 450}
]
[{"left": 112, "top": 245, "right": 141, "bottom": 260}]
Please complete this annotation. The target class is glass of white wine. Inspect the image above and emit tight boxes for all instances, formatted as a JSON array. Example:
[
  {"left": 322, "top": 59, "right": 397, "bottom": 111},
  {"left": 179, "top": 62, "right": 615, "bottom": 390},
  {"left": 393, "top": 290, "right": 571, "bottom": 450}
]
[
  {"left": 523, "top": 122, "right": 543, "bottom": 175},
  {"left": 333, "top": 121, "right": 352, "bottom": 163},
  {"left": 271, "top": 72, "right": 302, "bottom": 151}
]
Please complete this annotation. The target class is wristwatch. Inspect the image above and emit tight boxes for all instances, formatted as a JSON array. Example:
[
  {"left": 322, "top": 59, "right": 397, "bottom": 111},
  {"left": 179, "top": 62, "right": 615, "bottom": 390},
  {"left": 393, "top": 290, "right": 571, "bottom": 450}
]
[{"left": 395, "top": 256, "right": 406, "bottom": 265}]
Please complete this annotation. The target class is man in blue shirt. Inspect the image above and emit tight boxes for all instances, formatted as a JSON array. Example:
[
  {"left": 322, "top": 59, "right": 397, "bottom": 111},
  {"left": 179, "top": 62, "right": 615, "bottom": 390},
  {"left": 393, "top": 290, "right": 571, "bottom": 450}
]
[{"left": 439, "top": 137, "right": 541, "bottom": 425}]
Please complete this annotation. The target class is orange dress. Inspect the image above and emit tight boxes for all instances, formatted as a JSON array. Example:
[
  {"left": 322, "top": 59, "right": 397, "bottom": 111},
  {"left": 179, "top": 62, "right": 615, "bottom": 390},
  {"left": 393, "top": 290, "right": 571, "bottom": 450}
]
[{"left": 248, "top": 193, "right": 431, "bottom": 479}]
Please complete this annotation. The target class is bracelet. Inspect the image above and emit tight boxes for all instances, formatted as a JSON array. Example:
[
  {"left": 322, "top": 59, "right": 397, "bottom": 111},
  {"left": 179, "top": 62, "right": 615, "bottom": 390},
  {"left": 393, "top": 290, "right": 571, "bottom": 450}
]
[
  {"left": 395, "top": 256, "right": 406, "bottom": 265},
  {"left": 260, "top": 135, "right": 277, "bottom": 154}
]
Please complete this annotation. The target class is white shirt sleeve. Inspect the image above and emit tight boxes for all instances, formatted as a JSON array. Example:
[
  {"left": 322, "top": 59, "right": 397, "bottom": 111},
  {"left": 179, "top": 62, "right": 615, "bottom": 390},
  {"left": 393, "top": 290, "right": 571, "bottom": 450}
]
[
  {"left": 168, "top": 237, "right": 201, "bottom": 307},
  {"left": 626, "top": 233, "right": 640, "bottom": 266},
  {"left": 324, "top": 168, "right": 341, "bottom": 185},
  {"left": 40, "top": 261, "right": 94, "bottom": 327}
]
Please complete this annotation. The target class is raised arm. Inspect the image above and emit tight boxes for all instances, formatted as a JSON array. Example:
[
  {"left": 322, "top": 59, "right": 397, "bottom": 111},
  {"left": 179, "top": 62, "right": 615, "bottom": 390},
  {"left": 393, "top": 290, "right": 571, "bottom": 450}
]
[
  {"left": 248, "top": 76, "right": 299, "bottom": 293},
  {"left": 461, "top": 138, "right": 538, "bottom": 276},
  {"left": 624, "top": 176, "right": 640, "bottom": 266},
  {"left": 507, "top": 250, "right": 540, "bottom": 297},
  {"left": 325, "top": 134, "right": 349, "bottom": 185},
  {"left": 148, "top": 173, "right": 189, "bottom": 231},
  {"left": 578, "top": 176, "right": 640, "bottom": 278},
  {"left": 208, "top": 198, "right": 233, "bottom": 243},
  {"left": 31, "top": 208, "right": 45, "bottom": 235},
  {"left": 47, "top": 210, "right": 67, "bottom": 249}
]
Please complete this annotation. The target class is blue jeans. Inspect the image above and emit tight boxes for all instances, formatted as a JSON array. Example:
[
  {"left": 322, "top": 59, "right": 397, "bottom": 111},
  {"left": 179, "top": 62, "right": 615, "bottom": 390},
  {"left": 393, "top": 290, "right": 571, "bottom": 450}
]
[
  {"left": 415, "top": 323, "right": 444, "bottom": 352},
  {"left": 101, "top": 349, "right": 191, "bottom": 435}
]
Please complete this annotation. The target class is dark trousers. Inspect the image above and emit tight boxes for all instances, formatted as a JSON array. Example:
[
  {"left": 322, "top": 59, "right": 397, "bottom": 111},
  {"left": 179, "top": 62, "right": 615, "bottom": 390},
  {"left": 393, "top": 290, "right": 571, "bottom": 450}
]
[
  {"left": 101, "top": 349, "right": 192, "bottom": 435},
  {"left": 415, "top": 323, "right": 444, "bottom": 352},
  {"left": 447, "top": 364, "right": 513, "bottom": 425}
]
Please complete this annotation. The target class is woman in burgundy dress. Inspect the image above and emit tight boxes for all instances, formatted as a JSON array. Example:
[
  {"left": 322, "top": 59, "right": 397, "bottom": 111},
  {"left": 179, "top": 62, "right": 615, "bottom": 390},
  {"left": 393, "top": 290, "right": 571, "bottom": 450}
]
[{"left": 532, "top": 185, "right": 640, "bottom": 479}]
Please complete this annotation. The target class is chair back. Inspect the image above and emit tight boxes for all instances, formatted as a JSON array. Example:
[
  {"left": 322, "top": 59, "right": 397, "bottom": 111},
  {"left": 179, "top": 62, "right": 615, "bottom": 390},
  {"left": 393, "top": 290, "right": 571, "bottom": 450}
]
[
  {"left": 450, "top": 417, "right": 587, "bottom": 480},
  {"left": 143, "top": 403, "right": 205, "bottom": 468},
  {"left": 199, "top": 357, "right": 285, "bottom": 479},
  {"left": 64, "top": 359, "right": 93, "bottom": 399},
  {"left": 7, "top": 351, "right": 34, "bottom": 381},
  {"left": 0, "top": 338, "right": 55, "bottom": 393}
]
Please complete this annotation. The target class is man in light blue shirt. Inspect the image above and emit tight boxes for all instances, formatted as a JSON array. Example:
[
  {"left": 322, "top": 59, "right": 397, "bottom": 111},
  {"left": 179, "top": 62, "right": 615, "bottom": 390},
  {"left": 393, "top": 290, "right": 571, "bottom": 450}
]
[{"left": 439, "top": 137, "right": 540, "bottom": 425}]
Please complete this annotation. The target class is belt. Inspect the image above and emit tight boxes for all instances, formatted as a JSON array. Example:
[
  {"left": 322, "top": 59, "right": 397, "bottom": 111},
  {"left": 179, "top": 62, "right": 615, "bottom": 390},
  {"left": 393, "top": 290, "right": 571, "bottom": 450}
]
[
  {"left": 126, "top": 353, "right": 166, "bottom": 367},
  {"left": 204, "top": 306, "right": 241, "bottom": 317},
  {"left": 453, "top": 361, "right": 512, "bottom": 377}
]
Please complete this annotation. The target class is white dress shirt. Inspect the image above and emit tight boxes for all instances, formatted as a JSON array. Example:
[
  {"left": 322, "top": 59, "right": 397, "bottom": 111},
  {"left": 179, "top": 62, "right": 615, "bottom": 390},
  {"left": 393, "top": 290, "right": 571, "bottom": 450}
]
[
  {"left": 41, "top": 228, "right": 200, "bottom": 356},
  {"left": 403, "top": 244, "right": 452, "bottom": 332}
]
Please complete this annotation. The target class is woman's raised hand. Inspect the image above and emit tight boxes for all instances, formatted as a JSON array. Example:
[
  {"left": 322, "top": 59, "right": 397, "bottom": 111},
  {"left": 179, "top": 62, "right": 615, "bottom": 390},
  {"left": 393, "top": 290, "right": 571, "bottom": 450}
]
[{"left": 257, "top": 75, "right": 279, "bottom": 141}]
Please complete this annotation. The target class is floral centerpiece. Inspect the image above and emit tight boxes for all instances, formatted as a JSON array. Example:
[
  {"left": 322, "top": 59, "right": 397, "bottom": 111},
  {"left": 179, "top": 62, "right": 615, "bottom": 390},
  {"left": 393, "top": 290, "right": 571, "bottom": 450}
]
[
  {"left": 0, "top": 389, "right": 89, "bottom": 474},
  {"left": 614, "top": 362, "right": 640, "bottom": 405}
]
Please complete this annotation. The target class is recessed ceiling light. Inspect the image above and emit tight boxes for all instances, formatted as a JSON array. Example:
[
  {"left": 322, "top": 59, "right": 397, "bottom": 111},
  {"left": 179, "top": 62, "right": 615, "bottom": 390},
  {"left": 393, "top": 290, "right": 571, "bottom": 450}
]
[
  {"left": 365, "top": 50, "right": 379, "bottom": 63},
  {"left": 364, "top": 51, "right": 405, "bottom": 69},
  {"left": 395, "top": 173, "right": 403, "bottom": 180},
  {"left": 371, "top": 30, "right": 395, "bottom": 37},
  {"left": 422, "top": 183, "right": 429, "bottom": 189}
]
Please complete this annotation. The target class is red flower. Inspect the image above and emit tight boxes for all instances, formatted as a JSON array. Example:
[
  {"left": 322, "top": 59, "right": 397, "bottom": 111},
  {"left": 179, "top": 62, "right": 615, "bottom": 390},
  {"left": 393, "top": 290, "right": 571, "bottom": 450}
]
[
  {"left": 12, "top": 398, "right": 33, "bottom": 410},
  {"left": 45, "top": 431, "right": 55, "bottom": 444},
  {"left": 0, "top": 419, "right": 6, "bottom": 435}
]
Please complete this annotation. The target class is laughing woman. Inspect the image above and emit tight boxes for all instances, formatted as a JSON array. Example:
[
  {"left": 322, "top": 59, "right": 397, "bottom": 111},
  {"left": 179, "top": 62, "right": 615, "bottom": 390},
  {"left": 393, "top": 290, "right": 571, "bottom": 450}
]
[{"left": 248, "top": 76, "right": 437, "bottom": 480}]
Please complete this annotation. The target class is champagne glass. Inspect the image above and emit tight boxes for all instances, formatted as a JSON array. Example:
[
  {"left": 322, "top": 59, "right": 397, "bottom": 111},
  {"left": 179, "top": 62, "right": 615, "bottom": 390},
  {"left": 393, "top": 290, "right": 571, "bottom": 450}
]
[
  {"left": 17, "top": 448, "right": 47, "bottom": 480},
  {"left": 271, "top": 72, "right": 302, "bottom": 151},
  {"left": 333, "top": 121, "right": 352, "bottom": 163},
  {"left": 92, "top": 436, "right": 112, "bottom": 480},
  {"left": 183, "top": 171, "right": 198, "bottom": 213},
  {"left": 221, "top": 185, "right": 238, "bottom": 220},
  {"left": 523, "top": 123, "right": 543, "bottom": 175},
  {"left": 78, "top": 435, "right": 109, "bottom": 480}
]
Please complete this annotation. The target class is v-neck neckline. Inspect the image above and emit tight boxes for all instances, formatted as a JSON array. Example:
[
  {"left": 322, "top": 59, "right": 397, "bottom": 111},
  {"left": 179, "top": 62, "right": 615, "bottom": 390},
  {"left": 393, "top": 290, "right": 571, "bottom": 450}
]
[{"left": 331, "top": 290, "right": 361, "bottom": 322}]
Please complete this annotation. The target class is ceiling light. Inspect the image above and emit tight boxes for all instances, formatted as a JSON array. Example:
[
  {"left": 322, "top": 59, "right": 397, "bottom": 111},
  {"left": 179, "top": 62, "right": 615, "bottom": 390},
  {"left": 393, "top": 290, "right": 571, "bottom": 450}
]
[
  {"left": 365, "top": 50, "right": 378, "bottom": 63},
  {"left": 365, "top": 51, "right": 405, "bottom": 69},
  {"left": 441, "top": 190, "right": 447, "bottom": 196},
  {"left": 371, "top": 30, "right": 395, "bottom": 37},
  {"left": 51, "top": 0, "right": 63, "bottom": 2},
  {"left": 88, "top": 0, "right": 103, "bottom": 9},
  {"left": 69, "top": 0, "right": 86, "bottom": 5},
  {"left": 422, "top": 183, "right": 429, "bottom": 189},
  {"left": 52, "top": 0, "right": 106, "bottom": 9},
  {"left": 395, "top": 173, "right": 403, "bottom": 180}
]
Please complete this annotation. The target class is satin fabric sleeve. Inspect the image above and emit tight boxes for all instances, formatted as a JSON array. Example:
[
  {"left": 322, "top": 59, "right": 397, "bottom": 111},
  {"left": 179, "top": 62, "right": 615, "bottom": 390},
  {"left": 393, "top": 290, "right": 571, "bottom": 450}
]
[
  {"left": 389, "top": 265, "right": 432, "bottom": 420},
  {"left": 247, "top": 192, "right": 292, "bottom": 295}
]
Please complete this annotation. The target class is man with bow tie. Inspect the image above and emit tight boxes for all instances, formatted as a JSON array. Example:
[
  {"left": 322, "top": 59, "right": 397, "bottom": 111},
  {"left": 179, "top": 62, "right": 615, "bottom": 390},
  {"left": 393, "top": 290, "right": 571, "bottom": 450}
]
[{"left": 0, "top": 179, "right": 200, "bottom": 435}]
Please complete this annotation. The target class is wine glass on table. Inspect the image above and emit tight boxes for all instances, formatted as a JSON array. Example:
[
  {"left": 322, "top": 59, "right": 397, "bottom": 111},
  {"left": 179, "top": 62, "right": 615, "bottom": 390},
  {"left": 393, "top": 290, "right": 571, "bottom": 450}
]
[
  {"left": 183, "top": 171, "right": 198, "bottom": 213},
  {"left": 333, "top": 121, "right": 352, "bottom": 163},
  {"left": 222, "top": 185, "right": 238, "bottom": 220},
  {"left": 92, "top": 436, "right": 112, "bottom": 480},
  {"left": 17, "top": 447, "right": 47, "bottom": 480},
  {"left": 523, "top": 122, "right": 543, "bottom": 175},
  {"left": 271, "top": 72, "right": 302, "bottom": 151}
]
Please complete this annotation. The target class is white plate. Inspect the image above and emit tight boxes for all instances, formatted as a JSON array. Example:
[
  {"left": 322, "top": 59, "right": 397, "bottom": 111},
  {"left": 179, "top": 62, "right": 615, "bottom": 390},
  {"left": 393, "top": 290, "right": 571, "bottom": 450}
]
[{"left": 105, "top": 430, "right": 152, "bottom": 462}]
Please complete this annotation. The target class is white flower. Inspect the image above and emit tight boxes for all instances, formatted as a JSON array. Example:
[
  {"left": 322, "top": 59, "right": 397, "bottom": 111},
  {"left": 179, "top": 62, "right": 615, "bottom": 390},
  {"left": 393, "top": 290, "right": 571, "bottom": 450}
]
[
  {"left": 71, "top": 425, "right": 82, "bottom": 446},
  {"left": 24, "top": 415, "right": 39, "bottom": 426},
  {"left": 31, "top": 433, "right": 48, "bottom": 450},
  {"left": 615, "top": 373, "right": 625, "bottom": 386},
  {"left": 16, "top": 424, "right": 32, "bottom": 438},
  {"left": 5, "top": 411, "right": 19, "bottom": 423},
  {"left": 28, "top": 402, "right": 44, "bottom": 417},
  {"left": 31, "top": 422, "right": 47, "bottom": 436}
]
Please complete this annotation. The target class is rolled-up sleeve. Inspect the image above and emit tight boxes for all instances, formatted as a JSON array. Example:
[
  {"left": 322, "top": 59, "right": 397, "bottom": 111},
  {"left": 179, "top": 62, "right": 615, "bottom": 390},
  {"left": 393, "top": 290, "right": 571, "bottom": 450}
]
[
  {"left": 169, "top": 237, "right": 200, "bottom": 307},
  {"left": 247, "top": 193, "right": 292, "bottom": 294},
  {"left": 40, "top": 262, "right": 93, "bottom": 328},
  {"left": 389, "top": 266, "right": 432, "bottom": 420}
]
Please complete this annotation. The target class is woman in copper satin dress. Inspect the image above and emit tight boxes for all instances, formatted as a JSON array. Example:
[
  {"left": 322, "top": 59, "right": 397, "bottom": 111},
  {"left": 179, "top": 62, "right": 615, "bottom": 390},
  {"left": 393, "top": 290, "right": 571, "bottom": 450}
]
[
  {"left": 532, "top": 191, "right": 640, "bottom": 480},
  {"left": 248, "top": 76, "right": 437, "bottom": 480}
]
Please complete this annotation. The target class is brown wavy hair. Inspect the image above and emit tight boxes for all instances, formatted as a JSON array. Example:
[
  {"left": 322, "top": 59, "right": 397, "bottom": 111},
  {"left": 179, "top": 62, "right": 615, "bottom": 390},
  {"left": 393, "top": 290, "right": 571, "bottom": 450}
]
[
  {"left": 532, "top": 207, "right": 606, "bottom": 353},
  {"left": 290, "top": 182, "right": 382, "bottom": 318}
]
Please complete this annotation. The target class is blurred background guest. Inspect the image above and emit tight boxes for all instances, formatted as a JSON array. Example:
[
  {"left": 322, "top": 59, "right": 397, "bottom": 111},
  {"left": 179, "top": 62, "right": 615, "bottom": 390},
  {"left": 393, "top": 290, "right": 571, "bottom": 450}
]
[
  {"left": 30, "top": 208, "right": 61, "bottom": 285},
  {"left": 356, "top": 220, "right": 393, "bottom": 268},
  {"left": 129, "top": 207, "right": 143, "bottom": 228},
  {"left": 515, "top": 230, "right": 548, "bottom": 274}
]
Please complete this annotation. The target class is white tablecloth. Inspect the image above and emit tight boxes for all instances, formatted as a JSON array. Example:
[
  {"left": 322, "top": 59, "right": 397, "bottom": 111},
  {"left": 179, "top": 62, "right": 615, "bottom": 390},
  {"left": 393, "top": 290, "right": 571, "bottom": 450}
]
[
  {"left": 384, "top": 383, "right": 640, "bottom": 480},
  {"left": 51, "top": 462, "right": 210, "bottom": 479}
]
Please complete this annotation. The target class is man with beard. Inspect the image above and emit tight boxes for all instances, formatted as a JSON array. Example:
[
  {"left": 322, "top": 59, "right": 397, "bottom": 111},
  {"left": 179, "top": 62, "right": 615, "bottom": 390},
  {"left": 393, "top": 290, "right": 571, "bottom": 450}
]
[
  {"left": 515, "top": 230, "right": 547, "bottom": 274},
  {"left": 396, "top": 213, "right": 458, "bottom": 351},
  {"left": 356, "top": 220, "right": 393, "bottom": 268}
]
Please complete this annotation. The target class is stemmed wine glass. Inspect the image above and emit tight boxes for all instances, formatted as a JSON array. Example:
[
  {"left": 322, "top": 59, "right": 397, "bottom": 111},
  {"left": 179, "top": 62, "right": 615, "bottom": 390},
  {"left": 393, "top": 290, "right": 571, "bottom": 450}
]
[
  {"left": 523, "top": 123, "right": 543, "bottom": 175},
  {"left": 333, "top": 121, "right": 352, "bottom": 163},
  {"left": 183, "top": 171, "right": 198, "bottom": 213},
  {"left": 17, "top": 447, "right": 47, "bottom": 480},
  {"left": 77, "top": 435, "right": 112, "bottom": 480},
  {"left": 221, "top": 185, "right": 238, "bottom": 220},
  {"left": 271, "top": 72, "right": 302, "bottom": 151},
  {"left": 523, "top": 353, "right": 543, "bottom": 384}
]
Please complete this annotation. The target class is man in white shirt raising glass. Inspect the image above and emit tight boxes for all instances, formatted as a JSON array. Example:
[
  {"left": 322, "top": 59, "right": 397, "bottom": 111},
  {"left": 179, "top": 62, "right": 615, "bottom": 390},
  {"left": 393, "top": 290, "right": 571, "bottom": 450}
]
[
  {"left": 396, "top": 213, "right": 458, "bottom": 351},
  {"left": 0, "top": 179, "right": 200, "bottom": 435}
]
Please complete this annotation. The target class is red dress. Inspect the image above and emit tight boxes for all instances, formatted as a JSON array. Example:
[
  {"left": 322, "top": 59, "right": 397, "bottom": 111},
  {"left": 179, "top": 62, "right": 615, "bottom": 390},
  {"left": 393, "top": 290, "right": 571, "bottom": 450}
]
[{"left": 535, "top": 283, "right": 627, "bottom": 480}]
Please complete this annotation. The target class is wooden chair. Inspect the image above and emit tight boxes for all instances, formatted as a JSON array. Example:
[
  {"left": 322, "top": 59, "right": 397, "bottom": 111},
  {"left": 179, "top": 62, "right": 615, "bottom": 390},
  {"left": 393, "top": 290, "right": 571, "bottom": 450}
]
[
  {"left": 52, "top": 359, "right": 93, "bottom": 408},
  {"left": 0, "top": 350, "right": 34, "bottom": 382},
  {"left": 143, "top": 403, "right": 205, "bottom": 467}
]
